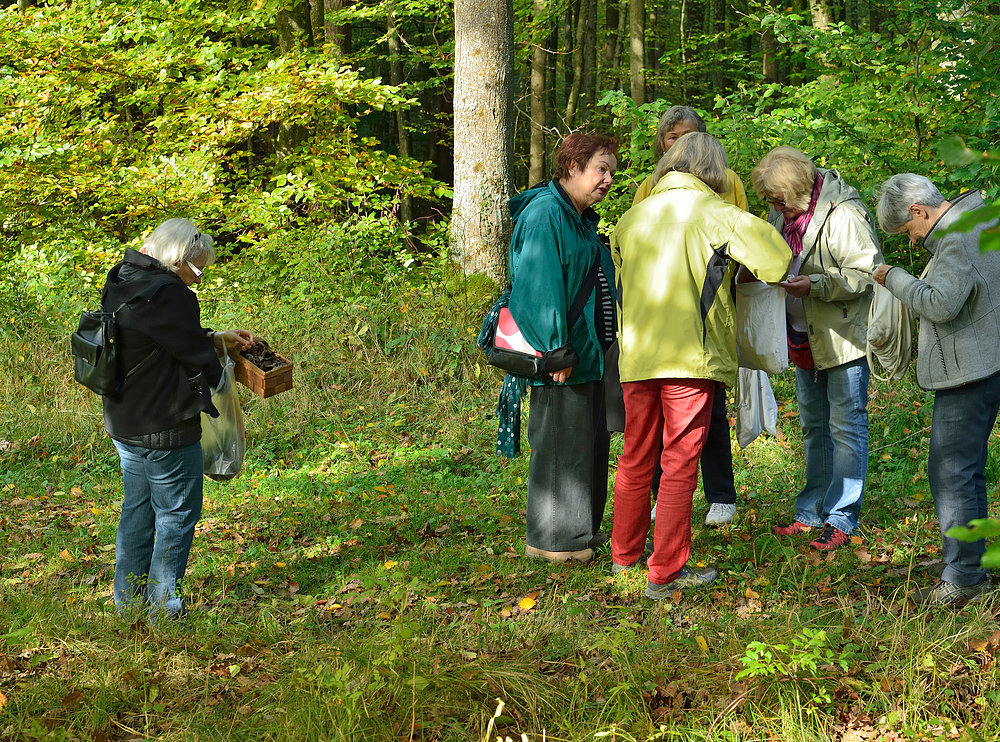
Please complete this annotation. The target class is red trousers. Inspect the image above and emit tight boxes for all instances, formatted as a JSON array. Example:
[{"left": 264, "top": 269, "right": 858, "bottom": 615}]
[{"left": 611, "top": 378, "right": 714, "bottom": 584}]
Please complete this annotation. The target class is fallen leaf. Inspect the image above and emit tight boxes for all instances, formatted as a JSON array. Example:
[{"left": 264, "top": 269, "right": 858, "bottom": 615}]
[
  {"left": 518, "top": 597, "right": 536, "bottom": 610},
  {"left": 0, "top": 690, "right": 6, "bottom": 709},
  {"left": 384, "top": 560, "right": 398, "bottom": 570},
  {"left": 288, "top": 582, "right": 300, "bottom": 595},
  {"left": 695, "top": 635, "right": 709, "bottom": 652},
  {"left": 349, "top": 518, "right": 364, "bottom": 530},
  {"left": 745, "top": 587, "right": 760, "bottom": 600},
  {"left": 62, "top": 690, "right": 83, "bottom": 708},
  {"left": 850, "top": 535, "right": 863, "bottom": 545},
  {"left": 59, "top": 549, "right": 74, "bottom": 563}
]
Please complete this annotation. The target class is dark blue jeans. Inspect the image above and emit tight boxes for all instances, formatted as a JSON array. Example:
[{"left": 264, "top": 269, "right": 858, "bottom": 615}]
[
  {"left": 929, "top": 370, "right": 1000, "bottom": 586},
  {"left": 526, "top": 382, "right": 610, "bottom": 551}
]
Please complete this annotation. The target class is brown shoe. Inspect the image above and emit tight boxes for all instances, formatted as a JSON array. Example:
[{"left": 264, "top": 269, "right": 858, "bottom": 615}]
[{"left": 525, "top": 545, "right": 594, "bottom": 563}]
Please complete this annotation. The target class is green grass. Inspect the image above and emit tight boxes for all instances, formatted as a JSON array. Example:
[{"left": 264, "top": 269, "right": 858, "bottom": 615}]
[{"left": 2, "top": 252, "right": 1000, "bottom": 741}]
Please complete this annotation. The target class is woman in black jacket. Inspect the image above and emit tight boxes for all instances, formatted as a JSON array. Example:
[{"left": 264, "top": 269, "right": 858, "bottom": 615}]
[{"left": 103, "top": 218, "right": 253, "bottom": 621}]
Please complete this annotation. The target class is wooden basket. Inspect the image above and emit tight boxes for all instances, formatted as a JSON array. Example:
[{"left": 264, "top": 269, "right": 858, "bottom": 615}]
[{"left": 228, "top": 347, "right": 293, "bottom": 399}]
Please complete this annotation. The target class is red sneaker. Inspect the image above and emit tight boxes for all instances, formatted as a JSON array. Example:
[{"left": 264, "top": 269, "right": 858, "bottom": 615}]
[
  {"left": 772, "top": 520, "right": 817, "bottom": 536},
  {"left": 810, "top": 524, "right": 850, "bottom": 551}
]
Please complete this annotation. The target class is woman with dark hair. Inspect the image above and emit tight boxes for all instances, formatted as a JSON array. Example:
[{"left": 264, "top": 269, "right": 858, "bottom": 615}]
[
  {"left": 102, "top": 218, "right": 254, "bottom": 621},
  {"left": 751, "top": 147, "right": 882, "bottom": 551},
  {"left": 611, "top": 133, "right": 790, "bottom": 598},
  {"left": 506, "top": 133, "right": 619, "bottom": 563}
]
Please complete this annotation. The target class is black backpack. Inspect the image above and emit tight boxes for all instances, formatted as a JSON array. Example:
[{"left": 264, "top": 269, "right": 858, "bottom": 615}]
[{"left": 71, "top": 284, "right": 157, "bottom": 397}]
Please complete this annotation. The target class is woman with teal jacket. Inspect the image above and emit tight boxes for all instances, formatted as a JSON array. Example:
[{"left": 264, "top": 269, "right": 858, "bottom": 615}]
[{"left": 507, "top": 133, "right": 619, "bottom": 564}]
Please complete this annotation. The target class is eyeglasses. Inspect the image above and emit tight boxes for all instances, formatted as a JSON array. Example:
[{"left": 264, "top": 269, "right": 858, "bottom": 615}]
[
  {"left": 186, "top": 261, "right": 203, "bottom": 277},
  {"left": 766, "top": 197, "right": 787, "bottom": 209}
]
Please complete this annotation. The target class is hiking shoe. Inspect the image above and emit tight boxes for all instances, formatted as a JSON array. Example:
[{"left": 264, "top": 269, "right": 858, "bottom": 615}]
[
  {"left": 705, "top": 503, "right": 737, "bottom": 526},
  {"left": 645, "top": 565, "right": 717, "bottom": 600},
  {"left": 809, "top": 524, "right": 851, "bottom": 551},
  {"left": 525, "top": 545, "right": 593, "bottom": 563},
  {"left": 910, "top": 578, "right": 993, "bottom": 607},
  {"left": 772, "top": 520, "right": 817, "bottom": 536}
]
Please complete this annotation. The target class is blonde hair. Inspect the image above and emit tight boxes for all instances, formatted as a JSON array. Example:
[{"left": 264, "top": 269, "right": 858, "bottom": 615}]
[
  {"left": 751, "top": 146, "right": 817, "bottom": 213},
  {"left": 651, "top": 132, "right": 727, "bottom": 193},
  {"left": 141, "top": 218, "right": 215, "bottom": 273}
]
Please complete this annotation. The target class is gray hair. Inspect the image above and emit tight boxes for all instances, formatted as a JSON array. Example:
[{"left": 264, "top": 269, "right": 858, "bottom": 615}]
[
  {"left": 876, "top": 174, "right": 946, "bottom": 233},
  {"left": 653, "top": 105, "right": 707, "bottom": 159},
  {"left": 141, "top": 218, "right": 215, "bottom": 272},
  {"left": 750, "top": 147, "right": 817, "bottom": 213},
  {"left": 652, "top": 132, "right": 728, "bottom": 193}
]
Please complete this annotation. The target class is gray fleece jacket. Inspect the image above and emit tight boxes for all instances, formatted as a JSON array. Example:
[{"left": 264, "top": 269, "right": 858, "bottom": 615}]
[{"left": 884, "top": 190, "right": 1000, "bottom": 390}]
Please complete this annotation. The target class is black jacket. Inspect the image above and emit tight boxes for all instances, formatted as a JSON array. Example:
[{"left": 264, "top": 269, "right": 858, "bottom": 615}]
[{"left": 101, "top": 249, "right": 222, "bottom": 445}]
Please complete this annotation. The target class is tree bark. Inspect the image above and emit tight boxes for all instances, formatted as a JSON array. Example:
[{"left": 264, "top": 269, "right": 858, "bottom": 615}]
[
  {"left": 808, "top": 0, "right": 834, "bottom": 30},
  {"left": 529, "top": 0, "right": 548, "bottom": 185},
  {"left": 451, "top": 0, "right": 515, "bottom": 281},
  {"left": 388, "top": 7, "right": 413, "bottom": 226},
  {"left": 564, "top": 0, "right": 586, "bottom": 127},
  {"left": 324, "top": 0, "right": 353, "bottom": 56},
  {"left": 629, "top": 0, "right": 645, "bottom": 104},
  {"left": 603, "top": 0, "right": 621, "bottom": 92}
]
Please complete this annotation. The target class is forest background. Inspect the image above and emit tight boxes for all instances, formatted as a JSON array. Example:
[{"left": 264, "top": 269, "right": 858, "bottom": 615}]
[{"left": 2, "top": 0, "right": 1000, "bottom": 740}]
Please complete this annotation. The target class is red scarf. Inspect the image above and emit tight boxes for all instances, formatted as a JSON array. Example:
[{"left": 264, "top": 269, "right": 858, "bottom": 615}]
[{"left": 782, "top": 174, "right": 824, "bottom": 257}]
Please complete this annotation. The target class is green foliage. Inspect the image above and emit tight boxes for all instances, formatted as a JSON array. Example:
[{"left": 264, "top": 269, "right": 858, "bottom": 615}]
[{"left": 0, "top": 0, "right": 442, "bottom": 261}]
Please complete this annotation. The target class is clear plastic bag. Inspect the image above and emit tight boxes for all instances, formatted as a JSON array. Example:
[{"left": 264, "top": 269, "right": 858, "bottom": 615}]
[
  {"left": 735, "top": 282, "right": 788, "bottom": 374},
  {"left": 736, "top": 367, "right": 778, "bottom": 449},
  {"left": 201, "top": 352, "right": 246, "bottom": 481}
]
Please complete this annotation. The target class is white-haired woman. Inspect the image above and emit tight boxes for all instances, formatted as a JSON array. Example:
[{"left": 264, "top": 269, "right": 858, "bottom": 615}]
[
  {"left": 874, "top": 174, "right": 1000, "bottom": 606},
  {"left": 102, "top": 218, "right": 253, "bottom": 621},
  {"left": 611, "top": 133, "right": 790, "bottom": 598},
  {"left": 751, "top": 147, "right": 882, "bottom": 551}
]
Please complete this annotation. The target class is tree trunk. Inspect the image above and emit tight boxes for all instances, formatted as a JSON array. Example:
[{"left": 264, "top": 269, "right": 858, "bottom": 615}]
[
  {"left": 276, "top": 3, "right": 313, "bottom": 159},
  {"left": 324, "top": 0, "right": 353, "bottom": 56},
  {"left": 564, "top": 0, "right": 586, "bottom": 127},
  {"left": 388, "top": 7, "right": 413, "bottom": 226},
  {"left": 603, "top": 0, "right": 621, "bottom": 92},
  {"left": 808, "top": 0, "right": 834, "bottom": 29},
  {"left": 529, "top": 0, "right": 548, "bottom": 185},
  {"left": 451, "top": 0, "right": 515, "bottom": 281},
  {"left": 629, "top": 0, "right": 645, "bottom": 104},
  {"left": 581, "top": 0, "right": 596, "bottom": 121}
]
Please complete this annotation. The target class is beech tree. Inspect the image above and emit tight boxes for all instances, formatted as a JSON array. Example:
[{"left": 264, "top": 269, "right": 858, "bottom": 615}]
[{"left": 450, "top": 0, "right": 515, "bottom": 281}]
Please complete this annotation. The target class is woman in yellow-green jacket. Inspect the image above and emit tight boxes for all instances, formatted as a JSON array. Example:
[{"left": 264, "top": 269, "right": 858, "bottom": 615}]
[{"left": 610, "top": 133, "right": 791, "bottom": 599}]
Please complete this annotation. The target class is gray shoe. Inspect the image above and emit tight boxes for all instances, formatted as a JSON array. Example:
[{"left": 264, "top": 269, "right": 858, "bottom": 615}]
[
  {"left": 910, "top": 577, "right": 993, "bottom": 607},
  {"left": 612, "top": 561, "right": 636, "bottom": 574},
  {"left": 704, "top": 503, "right": 737, "bottom": 526},
  {"left": 645, "top": 565, "right": 717, "bottom": 600}
]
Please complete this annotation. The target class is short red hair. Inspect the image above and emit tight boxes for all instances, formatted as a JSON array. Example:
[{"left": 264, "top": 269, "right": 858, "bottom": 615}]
[{"left": 553, "top": 133, "right": 619, "bottom": 181}]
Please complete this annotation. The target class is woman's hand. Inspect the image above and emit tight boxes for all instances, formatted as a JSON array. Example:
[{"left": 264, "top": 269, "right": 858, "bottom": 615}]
[
  {"left": 873, "top": 265, "right": 892, "bottom": 287},
  {"left": 779, "top": 275, "right": 811, "bottom": 297},
  {"left": 551, "top": 367, "right": 573, "bottom": 383},
  {"left": 218, "top": 329, "right": 254, "bottom": 350}
]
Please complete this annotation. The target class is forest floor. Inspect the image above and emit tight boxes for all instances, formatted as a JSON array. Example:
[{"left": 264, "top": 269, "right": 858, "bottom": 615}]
[{"left": 3, "top": 266, "right": 1000, "bottom": 741}]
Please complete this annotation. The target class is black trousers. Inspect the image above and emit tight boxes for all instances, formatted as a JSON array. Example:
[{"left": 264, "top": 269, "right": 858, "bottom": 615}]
[
  {"left": 651, "top": 380, "right": 737, "bottom": 505},
  {"left": 526, "top": 382, "right": 610, "bottom": 551}
]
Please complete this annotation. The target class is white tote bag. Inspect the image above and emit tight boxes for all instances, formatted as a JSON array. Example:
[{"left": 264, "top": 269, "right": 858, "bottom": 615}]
[
  {"left": 735, "top": 282, "right": 788, "bottom": 375},
  {"left": 736, "top": 367, "right": 779, "bottom": 449}
]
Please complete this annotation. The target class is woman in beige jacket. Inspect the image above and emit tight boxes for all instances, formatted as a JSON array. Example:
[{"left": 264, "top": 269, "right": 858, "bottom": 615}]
[{"left": 752, "top": 147, "right": 883, "bottom": 551}]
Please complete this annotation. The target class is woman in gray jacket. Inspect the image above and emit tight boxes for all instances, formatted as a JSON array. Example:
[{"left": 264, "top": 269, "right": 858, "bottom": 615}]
[{"left": 875, "top": 174, "right": 1000, "bottom": 607}]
